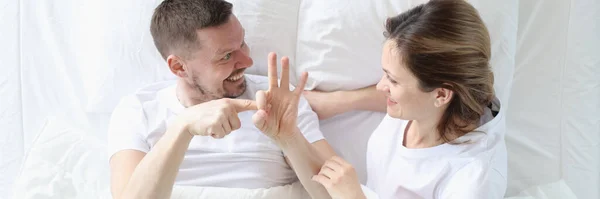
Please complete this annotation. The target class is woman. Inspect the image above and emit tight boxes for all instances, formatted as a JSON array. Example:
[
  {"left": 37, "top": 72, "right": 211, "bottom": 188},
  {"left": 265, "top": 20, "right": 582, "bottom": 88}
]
[{"left": 304, "top": 0, "right": 507, "bottom": 198}]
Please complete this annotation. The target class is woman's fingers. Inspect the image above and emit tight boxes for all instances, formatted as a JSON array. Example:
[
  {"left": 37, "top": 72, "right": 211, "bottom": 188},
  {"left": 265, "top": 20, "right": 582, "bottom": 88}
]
[
  {"left": 267, "top": 52, "right": 279, "bottom": 89},
  {"left": 294, "top": 71, "right": 308, "bottom": 96},
  {"left": 280, "top": 56, "right": 290, "bottom": 90},
  {"left": 312, "top": 174, "right": 332, "bottom": 188},
  {"left": 320, "top": 166, "right": 337, "bottom": 179},
  {"left": 324, "top": 158, "right": 344, "bottom": 172}
]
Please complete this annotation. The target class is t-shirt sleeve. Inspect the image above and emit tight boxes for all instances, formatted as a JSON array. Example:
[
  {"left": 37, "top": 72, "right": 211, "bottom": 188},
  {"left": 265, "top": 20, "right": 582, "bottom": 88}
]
[
  {"left": 439, "top": 160, "right": 507, "bottom": 199},
  {"left": 295, "top": 95, "right": 325, "bottom": 143},
  {"left": 107, "top": 95, "right": 151, "bottom": 159}
]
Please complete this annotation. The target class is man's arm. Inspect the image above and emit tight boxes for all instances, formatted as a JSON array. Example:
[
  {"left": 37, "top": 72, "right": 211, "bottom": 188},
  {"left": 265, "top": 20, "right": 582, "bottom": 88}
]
[
  {"left": 280, "top": 131, "right": 336, "bottom": 199},
  {"left": 110, "top": 98, "right": 256, "bottom": 199},
  {"left": 110, "top": 125, "right": 192, "bottom": 199}
]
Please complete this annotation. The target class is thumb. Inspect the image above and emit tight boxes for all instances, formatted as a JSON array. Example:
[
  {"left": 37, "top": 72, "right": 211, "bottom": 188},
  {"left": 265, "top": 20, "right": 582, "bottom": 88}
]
[
  {"left": 228, "top": 99, "right": 258, "bottom": 112},
  {"left": 252, "top": 109, "right": 268, "bottom": 131},
  {"left": 255, "top": 90, "right": 267, "bottom": 110}
]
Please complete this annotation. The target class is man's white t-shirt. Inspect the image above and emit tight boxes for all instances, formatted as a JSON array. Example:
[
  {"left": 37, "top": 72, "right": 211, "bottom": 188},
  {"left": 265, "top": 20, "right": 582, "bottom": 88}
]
[
  {"left": 366, "top": 98, "right": 507, "bottom": 199},
  {"left": 107, "top": 74, "right": 325, "bottom": 189}
]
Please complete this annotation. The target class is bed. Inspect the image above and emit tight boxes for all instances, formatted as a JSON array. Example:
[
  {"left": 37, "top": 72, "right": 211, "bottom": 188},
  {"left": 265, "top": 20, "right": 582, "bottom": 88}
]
[{"left": 2, "top": 0, "right": 598, "bottom": 198}]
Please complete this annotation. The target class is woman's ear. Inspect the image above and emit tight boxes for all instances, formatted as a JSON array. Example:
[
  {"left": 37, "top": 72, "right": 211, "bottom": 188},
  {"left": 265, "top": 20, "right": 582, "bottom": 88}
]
[
  {"left": 167, "top": 55, "right": 187, "bottom": 78},
  {"left": 433, "top": 87, "right": 453, "bottom": 107}
]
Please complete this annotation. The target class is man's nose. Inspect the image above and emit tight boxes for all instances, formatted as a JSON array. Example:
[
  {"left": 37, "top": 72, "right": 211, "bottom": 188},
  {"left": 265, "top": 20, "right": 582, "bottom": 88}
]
[{"left": 235, "top": 51, "right": 253, "bottom": 69}]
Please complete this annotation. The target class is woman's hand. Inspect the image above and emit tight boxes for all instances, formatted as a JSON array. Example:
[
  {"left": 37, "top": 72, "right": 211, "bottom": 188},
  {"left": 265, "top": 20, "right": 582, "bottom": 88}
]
[
  {"left": 252, "top": 52, "right": 308, "bottom": 142},
  {"left": 312, "top": 156, "right": 366, "bottom": 199}
]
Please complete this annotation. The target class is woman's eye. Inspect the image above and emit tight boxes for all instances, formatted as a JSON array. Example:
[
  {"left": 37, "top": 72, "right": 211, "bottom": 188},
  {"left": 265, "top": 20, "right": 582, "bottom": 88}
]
[{"left": 387, "top": 75, "right": 397, "bottom": 84}]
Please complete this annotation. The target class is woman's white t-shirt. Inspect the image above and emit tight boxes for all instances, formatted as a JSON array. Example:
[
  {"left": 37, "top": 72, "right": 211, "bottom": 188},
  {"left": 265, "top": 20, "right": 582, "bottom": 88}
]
[{"left": 366, "top": 98, "right": 507, "bottom": 199}]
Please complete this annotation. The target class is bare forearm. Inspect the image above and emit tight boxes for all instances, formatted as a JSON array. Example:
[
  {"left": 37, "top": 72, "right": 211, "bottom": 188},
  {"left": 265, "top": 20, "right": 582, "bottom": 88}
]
[
  {"left": 343, "top": 85, "right": 386, "bottom": 113},
  {"left": 119, "top": 125, "right": 192, "bottom": 199},
  {"left": 278, "top": 131, "right": 332, "bottom": 199}
]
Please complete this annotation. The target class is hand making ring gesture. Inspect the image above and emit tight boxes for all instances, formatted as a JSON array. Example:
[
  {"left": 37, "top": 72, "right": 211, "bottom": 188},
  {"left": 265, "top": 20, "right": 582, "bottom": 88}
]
[{"left": 252, "top": 52, "right": 308, "bottom": 142}]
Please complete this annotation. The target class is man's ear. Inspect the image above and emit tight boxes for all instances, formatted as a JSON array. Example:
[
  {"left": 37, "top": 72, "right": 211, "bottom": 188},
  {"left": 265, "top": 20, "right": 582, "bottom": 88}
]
[
  {"left": 433, "top": 87, "right": 454, "bottom": 107},
  {"left": 167, "top": 55, "right": 187, "bottom": 78}
]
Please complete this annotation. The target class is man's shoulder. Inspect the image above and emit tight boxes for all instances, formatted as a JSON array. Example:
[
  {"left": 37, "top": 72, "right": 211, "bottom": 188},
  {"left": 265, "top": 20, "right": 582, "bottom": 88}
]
[
  {"left": 115, "top": 80, "right": 176, "bottom": 111},
  {"left": 245, "top": 74, "right": 269, "bottom": 89},
  {"left": 240, "top": 74, "right": 269, "bottom": 100},
  {"left": 244, "top": 74, "right": 300, "bottom": 93}
]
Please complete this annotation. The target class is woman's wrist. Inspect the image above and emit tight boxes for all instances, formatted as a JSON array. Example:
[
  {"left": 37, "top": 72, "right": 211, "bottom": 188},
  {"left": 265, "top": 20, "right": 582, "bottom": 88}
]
[
  {"left": 345, "top": 85, "right": 386, "bottom": 113},
  {"left": 336, "top": 90, "right": 359, "bottom": 112}
]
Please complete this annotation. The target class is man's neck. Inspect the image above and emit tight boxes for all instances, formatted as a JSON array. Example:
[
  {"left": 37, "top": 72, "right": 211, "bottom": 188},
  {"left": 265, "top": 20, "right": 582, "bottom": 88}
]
[{"left": 176, "top": 79, "right": 211, "bottom": 108}]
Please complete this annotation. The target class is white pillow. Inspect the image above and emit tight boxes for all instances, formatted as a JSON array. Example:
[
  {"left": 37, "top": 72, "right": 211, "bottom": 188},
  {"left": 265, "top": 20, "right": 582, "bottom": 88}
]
[
  {"left": 228, "top": 0, "right": 300, "bottom": 77},
  {"left": 294, "top": 0, "right": 408, "bottom": 91},
  {"left": 81, "top": 0, "right": 300, "bottom": 113},
  {"left": 79, "top": 0, "right": 170, "bottom": 113},
  {"left": 295, "top": 0, "right": 516, "bottom": 96}
]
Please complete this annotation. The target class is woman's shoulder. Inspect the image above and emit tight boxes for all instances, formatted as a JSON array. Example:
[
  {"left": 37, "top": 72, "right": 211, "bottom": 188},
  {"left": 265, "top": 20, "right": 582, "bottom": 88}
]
[
  {"left": 437, "top": 136, "right": 508, "bottom": 199},
  {"left": 378, "top": 114, "right": 409, "bottom": 128},
  {"left": 370, "top": 114, "right": 409, "bottom": 139},
  {"left": 438, "top": 157, "right": 507, "bottom": 198}
]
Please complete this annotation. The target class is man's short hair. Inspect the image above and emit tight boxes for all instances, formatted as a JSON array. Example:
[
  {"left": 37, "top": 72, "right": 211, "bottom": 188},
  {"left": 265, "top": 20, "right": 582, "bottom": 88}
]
[{"left": 150, "top": 0, "right": 233, "bottom": 59}]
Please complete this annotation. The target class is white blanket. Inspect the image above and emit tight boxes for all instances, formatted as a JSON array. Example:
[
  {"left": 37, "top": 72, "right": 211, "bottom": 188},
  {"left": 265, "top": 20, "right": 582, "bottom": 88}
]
[
  {"left": 12, "top": 117, "right": 380, "bottom": 199},
  {"left": 171, "top": 182, "right": 309, "bottom": 199}
]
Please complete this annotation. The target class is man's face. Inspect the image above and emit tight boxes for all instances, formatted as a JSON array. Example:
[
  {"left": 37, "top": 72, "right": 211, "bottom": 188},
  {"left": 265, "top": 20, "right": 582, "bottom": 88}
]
[{"left": 180, "top": 15, "right": 253, "bottom": 101}]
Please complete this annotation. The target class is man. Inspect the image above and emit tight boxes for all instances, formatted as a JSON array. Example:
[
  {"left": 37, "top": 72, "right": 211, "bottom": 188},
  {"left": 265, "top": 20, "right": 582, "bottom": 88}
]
[{"left": 107, "top": 0, "right": 336, "bottom": 198}]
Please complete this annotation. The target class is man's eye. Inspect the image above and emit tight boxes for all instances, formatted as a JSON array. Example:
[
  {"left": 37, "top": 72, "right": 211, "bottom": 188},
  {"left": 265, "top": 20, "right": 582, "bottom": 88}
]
[{"left": 223, "top": 53, "right": 232, "bottom": 60}]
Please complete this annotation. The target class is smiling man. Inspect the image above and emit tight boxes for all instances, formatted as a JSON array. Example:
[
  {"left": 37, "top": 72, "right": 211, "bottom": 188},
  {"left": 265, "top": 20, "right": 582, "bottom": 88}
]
[{"left": 106, "top": 0, "right": 335, "bottom": 198}]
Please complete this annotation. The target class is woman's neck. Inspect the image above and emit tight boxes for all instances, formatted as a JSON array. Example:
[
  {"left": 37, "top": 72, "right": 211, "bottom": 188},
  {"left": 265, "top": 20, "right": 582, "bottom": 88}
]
[
  {"left": 404, "top": 116, "right": 479, "bottom": 148},
  {"left": 404, "top": 119, "right": 445, "bottom": 149}
]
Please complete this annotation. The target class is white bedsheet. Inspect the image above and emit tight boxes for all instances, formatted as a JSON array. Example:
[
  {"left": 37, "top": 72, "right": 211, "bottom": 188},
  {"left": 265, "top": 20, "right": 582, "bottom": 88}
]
[
  {"left": 505, "top": 0, "right": 600, "bottom": 197},
  {"left": 12, "top": 117, "right": 381, "bottom": 199},
  {"left": 0, "top": 1, "right": 24, "bottom": 197}
]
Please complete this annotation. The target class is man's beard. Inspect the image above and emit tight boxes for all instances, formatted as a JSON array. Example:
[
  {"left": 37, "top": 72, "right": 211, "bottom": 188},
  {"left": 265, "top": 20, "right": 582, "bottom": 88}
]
[
  {"left": 190, "top": 76, "right": 247, "bottom": 101},
  {"left": 223, "top": 79, "right": 247, "bottom": 98}
]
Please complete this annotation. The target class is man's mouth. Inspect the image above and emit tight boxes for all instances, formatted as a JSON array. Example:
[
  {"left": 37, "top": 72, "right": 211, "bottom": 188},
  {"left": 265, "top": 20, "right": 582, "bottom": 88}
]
[{"left": 226, "top": 71, "right": 244, "bottom": 82}]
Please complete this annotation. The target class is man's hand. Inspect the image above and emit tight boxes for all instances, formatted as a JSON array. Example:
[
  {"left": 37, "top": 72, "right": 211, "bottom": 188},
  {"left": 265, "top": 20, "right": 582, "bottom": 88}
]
[
  {"left": 312, "top": 156, "right": 366, "bottom": 199},
  {"left": 173, "top": 98, "right": 257, "bottom": 138},
  {"left": 302, "top": 90, "right": 348, "bottom": 120},
  {"left": 252, "top": 52, "right": 308, "bottom": 141}
]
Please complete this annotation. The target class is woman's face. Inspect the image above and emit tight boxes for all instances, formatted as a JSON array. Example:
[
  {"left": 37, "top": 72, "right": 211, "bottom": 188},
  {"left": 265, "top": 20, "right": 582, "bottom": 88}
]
[{"left": 376, "top": 41, "right": 439, "bottom": 120}]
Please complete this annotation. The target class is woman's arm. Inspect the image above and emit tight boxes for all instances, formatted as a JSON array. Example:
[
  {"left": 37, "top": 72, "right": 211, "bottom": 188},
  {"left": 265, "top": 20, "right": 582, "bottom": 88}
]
[{"left": 303, "top": 85, "right": 387, "bottom": 120}]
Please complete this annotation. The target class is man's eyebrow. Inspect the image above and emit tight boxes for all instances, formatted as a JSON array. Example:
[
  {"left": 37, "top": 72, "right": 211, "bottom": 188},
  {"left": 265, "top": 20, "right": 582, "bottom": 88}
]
[
  {"left": 215, "top": 29, "right": 246, "bottom": 55},
  {"left": 216, "top": 47, "right": 234, "bottom": 55}
]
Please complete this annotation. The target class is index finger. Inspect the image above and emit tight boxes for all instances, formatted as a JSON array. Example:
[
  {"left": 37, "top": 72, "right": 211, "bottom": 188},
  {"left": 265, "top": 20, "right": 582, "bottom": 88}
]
[{"left": 227, "top": 99, "right": 258, "bottom": 112}]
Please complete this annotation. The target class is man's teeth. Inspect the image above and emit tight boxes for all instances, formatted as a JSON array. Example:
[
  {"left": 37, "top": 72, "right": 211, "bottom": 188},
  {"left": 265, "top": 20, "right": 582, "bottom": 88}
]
[{"left": 226, "top": 73, "right": 244, "bottom": 81}]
